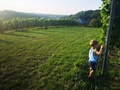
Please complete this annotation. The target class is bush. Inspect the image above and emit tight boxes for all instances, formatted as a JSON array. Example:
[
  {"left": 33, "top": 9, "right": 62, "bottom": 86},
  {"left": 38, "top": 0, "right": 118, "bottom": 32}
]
[
  {"left": 0, "top": 18, "right": 5, "bottom": 33},
  {"left": 89, "top": 18, "right": 101, "bottom": 28}
]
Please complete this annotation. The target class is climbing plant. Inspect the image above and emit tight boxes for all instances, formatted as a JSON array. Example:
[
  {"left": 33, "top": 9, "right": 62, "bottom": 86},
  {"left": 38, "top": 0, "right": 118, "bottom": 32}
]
[{"left": 100, "top": 0, "right": 120, "bottom": 48}]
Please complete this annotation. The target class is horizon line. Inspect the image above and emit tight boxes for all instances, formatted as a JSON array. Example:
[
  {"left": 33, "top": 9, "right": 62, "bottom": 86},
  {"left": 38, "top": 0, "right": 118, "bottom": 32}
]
[{"left": 0, "top": 9, "right": 100, "bottom": 16}]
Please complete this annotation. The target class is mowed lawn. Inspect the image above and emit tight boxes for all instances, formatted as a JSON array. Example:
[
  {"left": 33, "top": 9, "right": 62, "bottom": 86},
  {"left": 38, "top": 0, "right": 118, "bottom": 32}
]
[{"left": 0, "top": 27, "right": 102, "bottom": 89}]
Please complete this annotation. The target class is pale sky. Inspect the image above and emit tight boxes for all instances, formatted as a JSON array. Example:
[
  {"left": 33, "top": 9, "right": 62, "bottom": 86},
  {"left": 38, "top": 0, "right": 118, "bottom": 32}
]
[{"left": 0, "top": 0, "right": 102, "bottom": 15}]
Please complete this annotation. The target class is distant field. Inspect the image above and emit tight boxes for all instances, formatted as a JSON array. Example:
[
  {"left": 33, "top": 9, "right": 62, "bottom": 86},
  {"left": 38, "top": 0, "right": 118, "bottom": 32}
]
[{"left": 0, "top": 27, "right": 119, "bottom": 90}]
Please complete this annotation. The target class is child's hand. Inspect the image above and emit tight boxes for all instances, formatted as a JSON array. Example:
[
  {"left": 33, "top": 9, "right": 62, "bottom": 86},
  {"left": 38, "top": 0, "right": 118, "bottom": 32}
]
[{"left": 101, "top": 45, "right": 104, "bottom": 49}]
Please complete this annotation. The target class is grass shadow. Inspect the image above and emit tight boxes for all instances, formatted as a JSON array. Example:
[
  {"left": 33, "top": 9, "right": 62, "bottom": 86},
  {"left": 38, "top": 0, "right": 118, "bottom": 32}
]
[
  {"left": 0, "top": 39, "right": 12, "bottom": 44},
  {"left": 79, "top": 61, "right": 117, "bottom": 90},
  {"left": 5, "top": 33, "right": 36, "bottom": 38},
  {"left": 16, "top": 30, "right": 49, "bottom": 35}
]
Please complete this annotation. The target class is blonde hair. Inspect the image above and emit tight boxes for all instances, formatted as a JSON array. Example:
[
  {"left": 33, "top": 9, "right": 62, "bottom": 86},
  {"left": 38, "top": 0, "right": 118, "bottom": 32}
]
[{"left": 90, "top": 40, "right": 99, "bottom": 46}]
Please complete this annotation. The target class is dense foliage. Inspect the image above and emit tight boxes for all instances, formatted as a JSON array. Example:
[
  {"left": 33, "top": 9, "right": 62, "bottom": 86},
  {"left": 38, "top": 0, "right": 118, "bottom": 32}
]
[
  {"left": 89, "top": 18, "right": 102, "bottom": 27},
  {"left": 0, "top": 17, "right": 78, "bottom": 33},
  {"left": 62, "top": 10, "right": 101, "bottom": 27},
  {"left": 100, "top": 0, "right": 120, "bottom": 48}
]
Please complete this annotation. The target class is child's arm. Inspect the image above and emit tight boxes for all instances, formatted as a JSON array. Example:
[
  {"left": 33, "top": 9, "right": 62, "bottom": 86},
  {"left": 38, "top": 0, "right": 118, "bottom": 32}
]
[{"left": 94, "top": 45, "right": 104, "bottom": 55}]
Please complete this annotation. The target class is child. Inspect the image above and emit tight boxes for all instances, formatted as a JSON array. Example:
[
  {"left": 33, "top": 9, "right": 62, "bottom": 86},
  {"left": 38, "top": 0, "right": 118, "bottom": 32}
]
[{"left": 88, "top": 40, "right": 104, "bottom": 78}]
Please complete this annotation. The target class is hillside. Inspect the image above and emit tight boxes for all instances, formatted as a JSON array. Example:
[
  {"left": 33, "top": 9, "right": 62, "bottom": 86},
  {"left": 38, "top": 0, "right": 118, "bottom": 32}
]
[
  {"left": 0, "top": 27, "right": 119, "bottom": 90},
  {"left": 62, "top": 10, "right": 100, "bottom": 21},
  {"left": 0, "top": 10, "right": 66, "bottom": 20}
]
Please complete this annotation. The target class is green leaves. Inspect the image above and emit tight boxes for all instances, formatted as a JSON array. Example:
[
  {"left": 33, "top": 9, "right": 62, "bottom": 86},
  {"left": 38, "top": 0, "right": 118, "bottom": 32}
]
[{"left": 100, "top": 0, "right": 120, "bottom": 48}]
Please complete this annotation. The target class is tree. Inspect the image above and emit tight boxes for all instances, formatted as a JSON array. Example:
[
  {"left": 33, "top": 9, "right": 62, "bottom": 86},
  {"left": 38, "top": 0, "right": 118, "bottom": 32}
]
[
  {"left": 0, "top": 18, "right": 5, "bottom": 33},
  {"left": 89, "top": 18, "right": 101, "bottom": 27},
  {"left": 89, "top": 19, "right": 97, "bottom": 27},
  {"left": 11, "top": 17, "right": 20, "bottom": 31},
  {"left": 100, "top": 0, "right": 120, "bottom": 48},
  {"left": 4, "top": 20, "right": 12, "bottom": 30}
]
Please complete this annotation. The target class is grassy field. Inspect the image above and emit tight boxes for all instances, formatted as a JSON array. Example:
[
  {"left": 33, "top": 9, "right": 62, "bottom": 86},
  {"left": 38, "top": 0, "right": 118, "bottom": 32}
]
[{"left": 0, "top": 27, "right": 119, "bottom": 90}]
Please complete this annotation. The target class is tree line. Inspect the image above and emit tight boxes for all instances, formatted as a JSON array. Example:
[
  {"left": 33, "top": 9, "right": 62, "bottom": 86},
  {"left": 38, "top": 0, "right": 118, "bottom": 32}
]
[
  {"left": 0, "top": 10, "right": 102, "bottom": 32},
  {"left": 0, "top": 17, "right": 78, "bottom": 33},
  {"left": 0, "top": 10, "right": 66, "bottom": 20}
]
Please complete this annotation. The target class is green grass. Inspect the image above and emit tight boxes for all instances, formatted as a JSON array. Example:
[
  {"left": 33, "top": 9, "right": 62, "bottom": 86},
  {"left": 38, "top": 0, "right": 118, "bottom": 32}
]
[{"left": 0, "top": 27, "right": 119, "bottom": 90}]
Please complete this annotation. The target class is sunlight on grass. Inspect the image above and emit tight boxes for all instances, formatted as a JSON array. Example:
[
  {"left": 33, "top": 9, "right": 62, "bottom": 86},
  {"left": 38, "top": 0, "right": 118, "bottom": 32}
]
[{"left": 0, "top": 27, "right": 119, "bottom": 90}]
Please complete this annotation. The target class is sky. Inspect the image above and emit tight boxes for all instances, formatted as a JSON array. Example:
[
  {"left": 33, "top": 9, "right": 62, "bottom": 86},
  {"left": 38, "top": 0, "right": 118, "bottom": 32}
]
[{"left": 0, "top": 0, "right": 102, "bottom": 15}]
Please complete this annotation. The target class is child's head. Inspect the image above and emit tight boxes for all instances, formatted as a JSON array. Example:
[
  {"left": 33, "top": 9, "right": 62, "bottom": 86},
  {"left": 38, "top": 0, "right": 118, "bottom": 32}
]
[{"left": 90, "top": 40, "right": 99, "bottom": 48}]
